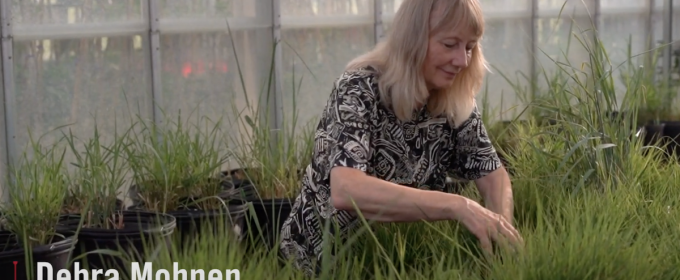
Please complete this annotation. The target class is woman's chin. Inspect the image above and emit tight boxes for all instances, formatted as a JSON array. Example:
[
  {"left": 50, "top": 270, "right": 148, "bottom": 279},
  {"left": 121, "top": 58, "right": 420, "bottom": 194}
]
[{"left": 432, "top": 79, "right": 455, "bottom": 90}]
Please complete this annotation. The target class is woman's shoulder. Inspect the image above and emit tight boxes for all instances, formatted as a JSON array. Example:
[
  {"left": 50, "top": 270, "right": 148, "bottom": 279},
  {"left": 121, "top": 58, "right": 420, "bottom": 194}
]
[{"left": 334, "top": 66, "right": 380, "bottom": 98}]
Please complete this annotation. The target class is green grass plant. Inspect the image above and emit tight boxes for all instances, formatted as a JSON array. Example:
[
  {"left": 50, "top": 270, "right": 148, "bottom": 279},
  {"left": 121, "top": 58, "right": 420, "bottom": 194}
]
[
  {"left": 0, "top": 133, "right": 72, "bottom": 279},
  {"left": 61, "top": 122, "right": 131, "bottom": 229},
  {"left": 122, "top": 113, "right": 230, "bottom": 213},
  {"left": 1, "top": 133, "right": 70, "bottom": 247}
]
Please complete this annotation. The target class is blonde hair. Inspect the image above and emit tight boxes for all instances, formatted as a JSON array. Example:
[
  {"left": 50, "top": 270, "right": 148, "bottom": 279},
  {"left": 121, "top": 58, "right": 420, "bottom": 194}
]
[{"left": 345, "top": 0, "right": 488, "bottom": 128}]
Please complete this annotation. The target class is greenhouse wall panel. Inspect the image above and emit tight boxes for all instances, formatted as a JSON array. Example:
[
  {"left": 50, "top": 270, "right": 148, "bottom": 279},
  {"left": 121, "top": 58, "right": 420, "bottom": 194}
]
[{"left": 0, "top": 0, "right": 676, "bottom": 200}]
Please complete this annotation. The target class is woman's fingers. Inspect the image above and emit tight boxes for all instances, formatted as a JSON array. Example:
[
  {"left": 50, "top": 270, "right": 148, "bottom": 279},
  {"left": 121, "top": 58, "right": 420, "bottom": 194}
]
[
  {"left": 481, "top": 213, "right": 523, "bottom": 251},
  {"left": 493, "top": 217, "right": 524, "bottom": 252},
  {"left": 459, "top": 198, "right": 524, "bottom": 253},
  {"left": 478, "top": 234, "right": 493, "bottom": 255}
]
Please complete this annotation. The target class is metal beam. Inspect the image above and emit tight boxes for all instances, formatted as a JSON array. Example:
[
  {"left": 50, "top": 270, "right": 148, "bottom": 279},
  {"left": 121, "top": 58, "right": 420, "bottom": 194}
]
[
  {"left": 0, "top": 0, "right": 15, "bottom": 201},
  {"left": 530, "top": 0, "right": 538, "bottom": 102},
  {"left": 148, "top": 0, "right": 163, "bottom": 127},
  {"left": 593, "top": 0, "right": 600, "bottom": 34},
  {"left": 13, "top": 21, "right": 146, "bottom": 41},
  {"left": 645, "top": 0, "right": 655, "bottom": 73},
  {"left": 272, "top": 0, "right": 283, "bottom": 132},
  {"left": 159, "top": 17, "right": 269, "bottom": 33},
  {"left": 382, "top": 10, "right": 533, "bottom": 25},
  {"left": 662, "top": 0, "right": 674, "bottom": 85},
  {"left": 374, "top": 0, "right": 384, "bottom": 44}
]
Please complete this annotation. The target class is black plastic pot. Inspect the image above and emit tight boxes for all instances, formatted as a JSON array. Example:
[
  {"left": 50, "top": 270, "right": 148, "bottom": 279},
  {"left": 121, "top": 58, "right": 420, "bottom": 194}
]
[
  {"left": 235, "top": 197, "right": 294, "bottom": 251},
  {"left": 221, "top": 168, "right": 304, "bottom": 189},
  {"left": 55, "top": 211, "right": 176, "bottom": 271},
  {"left": 168, "top": 202, "right": 249, "bottom": 246},
  {"left": 662, "top": 121, "right": 680, "bottom": 156},
  {"left": 0, "top": 232, "right": 76, "bottom": 280},
  {"left": 641, "top": 122, "right": 666, "bottom": 147},
  {"left": 220, "top": 168, "right": 301, "bottom": 250}
]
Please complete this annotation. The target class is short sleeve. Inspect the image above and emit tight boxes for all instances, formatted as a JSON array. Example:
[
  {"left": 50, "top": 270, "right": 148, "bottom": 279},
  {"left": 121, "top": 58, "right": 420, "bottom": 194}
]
[
  {"left": 449, "top": 104, "right": 502, "bottom": 181},
  {"left": 326, "top": 73, "right": 375, "bottom": 173}
]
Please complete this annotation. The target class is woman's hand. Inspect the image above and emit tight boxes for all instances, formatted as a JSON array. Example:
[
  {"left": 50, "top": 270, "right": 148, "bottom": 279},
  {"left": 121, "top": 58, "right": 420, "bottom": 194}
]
[
  {"left": 454, "top": 197, "right": 523, "bottom": 254},
  {"left": 330, "top": 167, "right": 523, "bottom": 254}
]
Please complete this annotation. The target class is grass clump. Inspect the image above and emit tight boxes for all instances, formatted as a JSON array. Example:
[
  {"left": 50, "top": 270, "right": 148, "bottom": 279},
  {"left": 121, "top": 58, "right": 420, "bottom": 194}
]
[
  {"left": 123, "top": 114, "right": 230, "bottom": 213},
  {"left": 1, "top": 134, "right": 70, "bottom": 247},
  {"left": 61, "top": 123, "right": 131, "bottom": 229}
]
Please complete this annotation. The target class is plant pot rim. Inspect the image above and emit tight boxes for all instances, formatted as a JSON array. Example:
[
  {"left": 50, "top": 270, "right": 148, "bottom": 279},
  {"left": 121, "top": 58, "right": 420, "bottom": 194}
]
[
  {"left": 245, "top": 197, "right": 296, "bottom": 204},
  {"left": 55, "top": 210, "right": 177, "bottom": 238},
  {"left": 0, "top": 232, "right": 77, "bottom": 258},
  {"left": 167, "top": 203, "right": 249, "bottom": 217}
]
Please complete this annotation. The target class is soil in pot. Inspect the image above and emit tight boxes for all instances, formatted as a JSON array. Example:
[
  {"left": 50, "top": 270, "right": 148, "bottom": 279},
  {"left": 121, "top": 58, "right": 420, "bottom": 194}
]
[
  {"left": 221, "top": 168, "right": 258, "bottom": 189},
  {"left": 221, "top": 168, "right": 305, "bottom": 189},
  {"left": 61, "top": 198, "right": 127, "bottom": 215},
  {"left": 234, "top": 197, "right": 294, "bottom": 251},
  {"left": 55, "top": 211, "right": 176, "bottom": 271},
  {"left": 0, "top": 231, "right": 76, "bottom": 280},
  {"left": 128, "top": 176, "right": 236, "bottom": 210}
]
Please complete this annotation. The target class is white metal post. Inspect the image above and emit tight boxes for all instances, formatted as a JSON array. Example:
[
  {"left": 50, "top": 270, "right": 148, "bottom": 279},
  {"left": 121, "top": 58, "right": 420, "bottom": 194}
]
[
  {"left": 593, "top": 0, "right": 600, "bottom": 33},
  {"left": 646, "top": 0, "right": 656, "bottom": 71},
  {"left": 662, "top": 0, "right": 674, "bottom": 84},
  {"left": 0, "top": 0, "right": 15, "bottom": 202},
  {"left": 530, "top": 0, "right": 538, "bottom": 100},
  {"left": 148, "top": 0, "right": 163, "bottom": 127},
  {"left": 273, "top": 0, "right": 283, "bottom": 132},
  {"left": 374, "top": 0, "right": 384, "bottom": 44}
]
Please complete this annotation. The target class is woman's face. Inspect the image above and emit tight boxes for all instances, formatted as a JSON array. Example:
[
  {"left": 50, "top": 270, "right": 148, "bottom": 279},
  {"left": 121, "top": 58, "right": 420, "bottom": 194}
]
[{"left": 422, "top": 25, "right": 478, "bottom": 91}]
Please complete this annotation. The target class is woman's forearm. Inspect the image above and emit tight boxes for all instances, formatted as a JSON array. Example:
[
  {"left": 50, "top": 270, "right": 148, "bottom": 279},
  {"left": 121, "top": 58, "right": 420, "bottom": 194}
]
[
  {"left": 474, "top": 167, "right": 514, "bottom": 225},
  {"left": 330, "top": 167, "right": 468, "bottom": 222}
]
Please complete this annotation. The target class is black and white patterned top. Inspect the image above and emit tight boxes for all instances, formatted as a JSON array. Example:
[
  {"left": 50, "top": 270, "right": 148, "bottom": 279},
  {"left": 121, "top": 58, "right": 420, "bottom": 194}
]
[{"left": 279, "top": 67, "right": 502, "bottom": 275}]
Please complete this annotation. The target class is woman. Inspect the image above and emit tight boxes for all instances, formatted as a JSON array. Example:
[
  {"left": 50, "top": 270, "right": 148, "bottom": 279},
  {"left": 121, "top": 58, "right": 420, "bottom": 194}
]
[{"left": 279, "top": 0, "right": 522, "bottom": 275}]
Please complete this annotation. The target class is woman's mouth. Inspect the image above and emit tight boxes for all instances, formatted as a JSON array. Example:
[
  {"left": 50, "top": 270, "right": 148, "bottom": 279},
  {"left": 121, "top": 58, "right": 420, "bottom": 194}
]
[{"left": 440, "top": 68, "right": 457, "bottom": 78}]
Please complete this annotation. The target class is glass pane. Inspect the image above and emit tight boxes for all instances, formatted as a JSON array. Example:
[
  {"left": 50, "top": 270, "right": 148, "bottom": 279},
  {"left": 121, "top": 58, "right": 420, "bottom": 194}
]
[
  {"left": 160, "top": 0, "right": 237, "bottom": 18},
  {"left": 281, "top": 25, "right": 375, "bottom": 130},
  {"left": 600, "top": 0, "right": 646, "bottom": 9},
  {"left": 158, "top": 1, "right": 271, "bottom": 36},
  {"left": 480, "top": 0, "right": 531, "bottom": 13},
  {"left": 282, "top": 0, "right": 372, "bottom": 17},
  {"left": 13, "top": 34, "right": 150, "bottom": 159},
  {"left": 654, "top": 0, "right": 665, "bottom": 9},
  {"left": 538, "top": 0, "right": 594, "bottom": 16},
  {"left": 382, "top": 0, "right": 404, "bottom": 15},
  {"left": 598, "top": 14, "right": 649, "bottom": 101},
  {"left": 11, "top": 0, "right": 144, "bottom": 25},
  {"left": 534, "top": 17, "right": 593, "bottom": 84},
  {"left": 481, "top": 18, "right": 533, "bottom": 121},
  {"left": 158, "top": 29, "right": 273, "bottom": 161}
]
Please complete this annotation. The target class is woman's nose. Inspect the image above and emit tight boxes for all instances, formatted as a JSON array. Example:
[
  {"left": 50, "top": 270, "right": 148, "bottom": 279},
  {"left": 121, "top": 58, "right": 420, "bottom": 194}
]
[{"left": 451, "top": 48, "right": 469, "bottom": 68}]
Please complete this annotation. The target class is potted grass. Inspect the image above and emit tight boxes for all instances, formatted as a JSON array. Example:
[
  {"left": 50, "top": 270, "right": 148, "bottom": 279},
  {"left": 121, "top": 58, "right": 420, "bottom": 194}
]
[
  {"left": 55, "top": 125, "right": 177, "bottom": 271},
  {"left": 0, "top": 137, "right": 77, "bottom": 280},
  {"left": 123, "top": 115, "right": 248, "bottom": 245},
  {"left": 224, "top": 98, "right": 316, "bottom": 250}
]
